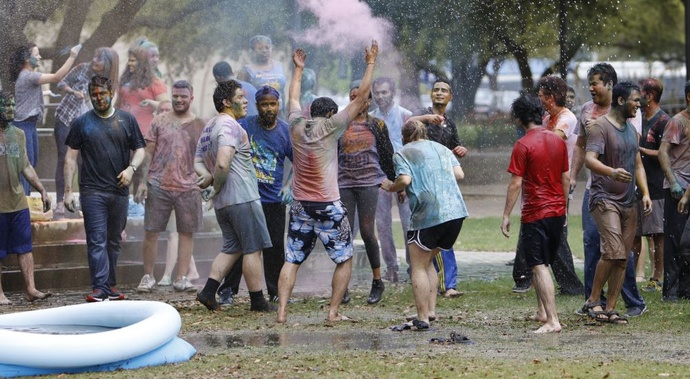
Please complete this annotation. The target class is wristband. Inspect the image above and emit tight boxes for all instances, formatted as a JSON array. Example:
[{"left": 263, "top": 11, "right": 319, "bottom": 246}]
[{"left": 130, "top": 165, "right": 137, "bottom": 172}]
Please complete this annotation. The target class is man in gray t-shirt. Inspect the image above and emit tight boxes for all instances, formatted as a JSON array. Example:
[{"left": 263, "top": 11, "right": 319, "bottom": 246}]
[
  {"left": 583, "top": 81, "right": 651, "bottom": 324},
  {"left": 194, "top": 80, "right": 272, "bottom": 313}
]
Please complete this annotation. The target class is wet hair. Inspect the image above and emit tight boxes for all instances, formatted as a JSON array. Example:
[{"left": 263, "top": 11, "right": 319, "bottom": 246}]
[
  {"left": 172, "top": 79, "right": 193, "bottom": 93},
  {"left": 373, "top": 77, "right": 396, "bottom": 94},
  {"left": 402, "top": 119, "right": 427, "bottom": 144},
  {"left": 537, "top": 75, "right": 568, "bottom": 107},
  {"left": 10, "top": 43, "right": 36, "bottom": 81},
  {"left": 301, "top": 68, "right": 316, "bottom": 91},
  {"left": 89, "top": 74, "right": 114, "bottom": 92},
  {"left": 511, "top": 94, "right": 544, "bottom": 126},
  {"left": 433, "top": 78, "right": 453, "bottom": 94},
  {"left": 93, "top": 47, "right": 120, "bottom": 91},
  {"left": 120, "top": 46, "right": 156, "bottom": 90},
  {"left": 250, "top": 35, "right": 272, "bottom": 49},
  {"left": 612, "top": 81, "right": 640, "bottom": 108},
  {"left": 638, "top": 78, "right": 663, "bottom": 103},
  {"left": 212, "top": 61, "right": 233, "bottom": 79},
  {"left": 213, "top": 79, "right": 243, "bottom": 112},
  {"left": 310, "top": 97, "right": 338, "bottom": 118},
  {"left": 567, "top": 85, "right": 575, "bottom": 94},
  {"left": 587, "top": 63, "right": 617, "bottom": 87}
]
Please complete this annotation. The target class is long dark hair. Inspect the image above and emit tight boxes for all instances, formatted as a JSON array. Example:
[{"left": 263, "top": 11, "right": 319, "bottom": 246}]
[
  {"left": 93, "top": 47, "right": 120, "bottom": 92},
  {"left": 119, "top": 46, "right": 155, "bottom": 90},
  {"left": 10, "top": 43, "right": 36, "bottom": 81}
]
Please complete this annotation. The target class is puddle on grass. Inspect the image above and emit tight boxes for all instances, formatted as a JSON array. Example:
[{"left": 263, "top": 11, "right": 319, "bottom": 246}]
[{"left": 185, "top": 330, "right": 419, "bottom": 353}]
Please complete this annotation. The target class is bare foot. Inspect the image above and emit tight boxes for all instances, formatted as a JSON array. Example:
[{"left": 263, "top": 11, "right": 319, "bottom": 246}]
[
  {"left": 534, "top": 322, "right": 562, "bottom": 333},
  {"left": 441, "top": 288, "right": 464, "bottom": 298},
  {"left": 276, "top": 307, "right": 288, "bottom": 324},
  {"left": 528, "top": 313, "right": 547, "bottom": 323},
  {"left": 0, "top": 295, "right": 12, "bottom": 305},
  {"left": 406, "top": 314, "right": 437, "bottom": 322},
  {"left": 26, "top": 290, "right": 52, "bottom": 302},
  {"left": 187, "top": 271, "right": 200, "bottom": 281},
  {"left": 326, "top": 313, "right": 353, "bottom": 322}
]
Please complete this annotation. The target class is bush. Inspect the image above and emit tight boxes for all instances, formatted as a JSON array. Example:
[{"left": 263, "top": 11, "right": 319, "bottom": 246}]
[{"left": 456, "top": 114, "right": 519, "bottom": 150}]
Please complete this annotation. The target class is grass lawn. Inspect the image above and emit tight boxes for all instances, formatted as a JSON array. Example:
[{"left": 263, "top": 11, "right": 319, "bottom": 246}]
[{"left": 22, "top": 216, "right": 690, "bottom": 379}]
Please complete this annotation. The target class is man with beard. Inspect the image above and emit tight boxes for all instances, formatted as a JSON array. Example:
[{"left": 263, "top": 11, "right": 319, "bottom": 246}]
[
  {"left": 569, "top": 63, "right": 648, "bottom": 317},
  {"left": 64, "top": 74, "right": 146, "bottom": 302},
  {"left": 0, "top": 91, "right": 52, "bottom": 305},
  {"left": 582, "top": 81, "right": 651, "bottom": 324},
  {"left": 134, "top": 80, "right": 206, "bottom": 293},
  {"left": 218, "top": 86, "right": 293, "bottom": 305},
  {"left": 634, "top": 78, "right": 669, "bottom": 293},
  {"left": 411, "top": 78, "right": 467, "bottom": 298}
]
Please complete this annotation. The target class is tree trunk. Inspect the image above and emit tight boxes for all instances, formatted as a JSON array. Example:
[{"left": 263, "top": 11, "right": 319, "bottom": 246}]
[{"left": 0, "top": 0, "right": 63, "bottom": 92}]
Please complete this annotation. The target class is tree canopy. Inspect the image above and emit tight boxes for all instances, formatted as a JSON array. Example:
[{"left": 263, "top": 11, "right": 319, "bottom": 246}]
[{"left": 1, "top": 0, "right": 684, "bottom": 117}]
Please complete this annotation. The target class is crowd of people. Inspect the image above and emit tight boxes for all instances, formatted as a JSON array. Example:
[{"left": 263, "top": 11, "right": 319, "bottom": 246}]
[{"left": 2, "top": 35, "right": 690, "bottom": 333}]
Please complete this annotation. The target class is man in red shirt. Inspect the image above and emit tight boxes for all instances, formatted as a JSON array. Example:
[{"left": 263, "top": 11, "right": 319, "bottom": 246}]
[{"left": 501, "top": 94, "right": 569, "bottom": 333}]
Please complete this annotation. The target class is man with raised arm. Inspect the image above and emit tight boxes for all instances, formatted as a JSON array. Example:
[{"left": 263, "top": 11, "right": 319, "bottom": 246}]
[{"left": 277, "top": 41, "right": 378, "bottom": 323}]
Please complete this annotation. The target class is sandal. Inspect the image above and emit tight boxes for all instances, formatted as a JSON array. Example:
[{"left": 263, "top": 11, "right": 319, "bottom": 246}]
[
  {"left": 412, "top": 319, "right": 430, "bottom": 331},
  {"left": 583, "top": 301, "right": 608, "bottom": 321},
  {"left": 605, "top": 311, "right": 628, "bottom": 325}
]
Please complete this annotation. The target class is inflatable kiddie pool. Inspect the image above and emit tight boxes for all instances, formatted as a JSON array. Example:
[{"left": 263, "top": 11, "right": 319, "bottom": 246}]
[{"left": 0, "top": 301, "right": 196, "bottom": 377}]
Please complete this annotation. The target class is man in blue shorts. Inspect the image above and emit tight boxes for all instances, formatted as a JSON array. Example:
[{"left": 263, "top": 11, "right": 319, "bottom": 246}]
[
  {"left": 194, "top": 80, "right": 272, "bottom": 313},
  {"left": 0, "top": 91, "right": 52, "bottom": 305},
  {"left": 501, "top": 94, "right": 569, "bottom": 333},
  {"left": 276, "top": 41, "right": 378, "bottom": 323}
]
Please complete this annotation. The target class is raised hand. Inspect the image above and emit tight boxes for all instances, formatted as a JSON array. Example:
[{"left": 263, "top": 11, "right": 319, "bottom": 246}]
[
  {"left": 365, "top": 40, "right": 379, "bottom": 64},
  {"left": 292, "top": 49, "right": 306, "bottom": 69}
]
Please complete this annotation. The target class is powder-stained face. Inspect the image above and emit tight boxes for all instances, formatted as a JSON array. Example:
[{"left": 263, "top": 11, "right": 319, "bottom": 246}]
[
  {"left": 252, "top": 41, "right": 272, "bottom": 64},
  {"left": 172, "top": 87, "right": 193, "bottom": 115},
  {"left": 89, "top": 85, "right": 114, "bottom": 115},
  {"left": 91, "top": 53, "right": 106, "bottom": 74},
  {"left": 565, "top": 90, "right": 576, "bottom": 110},
  {"left": 28, "top": 47, "right": 41, "bottom": 68},
  {"left": 257, "top": 97, "right": 279, "bottom": 127},
  {"left": 619, "top": 89, "right": 641, "bottom": 119},
  {"left": 127, "top": 54, "right": 138, "bottom": 74},
  {"left": 0, "top": 96, "right": 16, "bottom": 123},
  {"left": 148, "top": 47, "right": 160, "bottom": 67},
  {"left": 373, "top": 82, "right": 394, "bottom": 111},
  {"left": 227, "top": 87, "right": 248, "bottom": 119}
]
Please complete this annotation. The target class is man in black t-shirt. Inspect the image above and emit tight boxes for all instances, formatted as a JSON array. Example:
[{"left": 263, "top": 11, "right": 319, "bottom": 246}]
[{"left": 64, "top": 74, "right": 146, "bottom": 302}]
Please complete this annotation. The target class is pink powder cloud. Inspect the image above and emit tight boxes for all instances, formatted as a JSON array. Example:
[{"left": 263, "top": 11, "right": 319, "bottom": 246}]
[{"left": 294, "top": 0, "right": 393, "bottom": 56}]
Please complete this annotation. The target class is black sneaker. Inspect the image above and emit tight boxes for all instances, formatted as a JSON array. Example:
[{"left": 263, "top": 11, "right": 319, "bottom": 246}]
[
  {"left": 109, "top": 287, "right": 126, "bottom": 301},
  {"left": 512, "top": 283, "right": 531, "bottom": 293},
  {"left": 342, "top": 289, "right": 351, "bottom": 304},
  {"left": 250, "top": 300, "right": 276, "bottom": 312},
  {"left": 86, "top": 289, "right": 109, "bottom": 302},
  {"left": 367, "top": 279, "right": 385, "bottom": 304},
  {"left": 218, "top": 288, "right": 234, "bottom": 306},
  {"left": 197, "top": 291, "right": 219, "bottom": 311}
]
